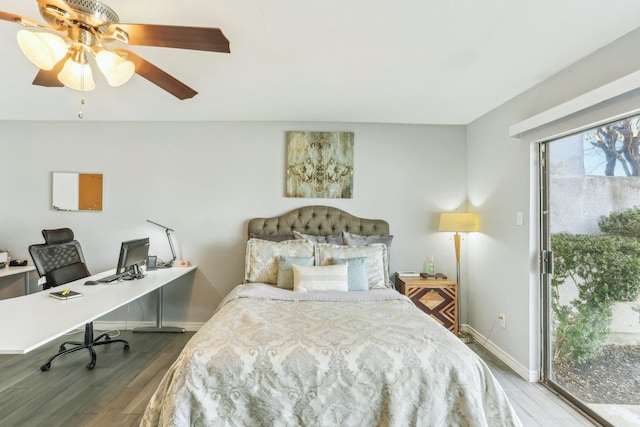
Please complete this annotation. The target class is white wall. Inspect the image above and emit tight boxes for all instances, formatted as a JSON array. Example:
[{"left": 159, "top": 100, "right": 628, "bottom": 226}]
[
  {"left": 466, "top": 27, "right": 640, "bottom": 378},
  {"left": 1, "top": 121, "right": 466, "bottom": 325}
]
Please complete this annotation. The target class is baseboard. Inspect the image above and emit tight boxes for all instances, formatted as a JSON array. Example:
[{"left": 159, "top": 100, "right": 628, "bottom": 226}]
[
  {"left": 462, "top": 324, "right": 539, "bottom": 382},
  {"left": 93, "top": 321, "right": 205, "bottom": 332}
]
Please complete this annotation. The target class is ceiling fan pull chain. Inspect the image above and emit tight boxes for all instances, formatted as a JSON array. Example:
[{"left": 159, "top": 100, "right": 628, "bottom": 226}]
[
  {"left": 78, "top": 96, "right": 85, "bottom": 119},
  {"left": 78, "top": 60, "right": 85, "bottom": 119}
]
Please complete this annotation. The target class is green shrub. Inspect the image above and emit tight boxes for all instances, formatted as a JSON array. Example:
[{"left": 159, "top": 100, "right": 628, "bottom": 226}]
[
  {"left": 552, "top": 301, "right": 611, "bottom": 363},
  {"left": 552, "top": 233, "right": 640, "bottom": 303},
  {"left": 551, "top": 232, "right": 640, "bottom": 362},
  {"left": 598, "top": 206, "right": 640, "bottom": 238}
]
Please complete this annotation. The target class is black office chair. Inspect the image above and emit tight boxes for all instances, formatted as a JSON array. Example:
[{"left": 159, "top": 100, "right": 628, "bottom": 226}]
[{"left": 29, "top": 228, "right": 130, "bottom": 371}]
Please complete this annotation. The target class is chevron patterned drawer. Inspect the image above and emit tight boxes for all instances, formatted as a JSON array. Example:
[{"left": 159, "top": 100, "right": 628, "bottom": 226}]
[{"left": 395, "top": 275, "right": 458, "bottom": 335}]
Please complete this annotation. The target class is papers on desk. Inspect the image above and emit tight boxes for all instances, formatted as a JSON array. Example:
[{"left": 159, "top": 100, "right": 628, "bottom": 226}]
[{"left": 49, "top": 290, "right": 83, "bottom": 300}]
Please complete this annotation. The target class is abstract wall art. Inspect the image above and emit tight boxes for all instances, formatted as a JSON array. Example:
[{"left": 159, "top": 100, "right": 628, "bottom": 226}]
[{"left": 286, "top": 131, "right": 354, "bottom": 198}]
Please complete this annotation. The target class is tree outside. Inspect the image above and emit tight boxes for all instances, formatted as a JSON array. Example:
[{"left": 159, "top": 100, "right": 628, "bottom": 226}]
[{"left": 584, "top": 114, "right": 640, "bottom": 176}]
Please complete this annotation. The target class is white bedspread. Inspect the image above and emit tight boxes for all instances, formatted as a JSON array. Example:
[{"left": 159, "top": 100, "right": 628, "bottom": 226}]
[{"left": 141, "top": 283, "right": 522, "bottom": 426}]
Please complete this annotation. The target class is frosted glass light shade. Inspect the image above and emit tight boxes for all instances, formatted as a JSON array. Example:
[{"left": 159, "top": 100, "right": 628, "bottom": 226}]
[
  {"left": 17, "top": 30, "right": 67, "bottom": 70},
  {"left": 438, "top": 212, "right": 479, "bottom": 232},
  {"left": 95, "top": 50, "right": 135, "bottom": 86},
  {"left": 58, "top": 58, "right": 95, "bottom": 91}
]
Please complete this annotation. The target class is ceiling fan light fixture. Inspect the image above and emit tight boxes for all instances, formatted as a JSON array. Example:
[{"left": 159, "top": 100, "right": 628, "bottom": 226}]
[
  {"left": 17, "top": 30, "right": 67, "bottom": 70},
  {"left": 95, "top": 49, "right": 135, "bottom": 87},
  {"left": 4, "top": 0, "right": 231, "bottom": 100},
  {"left": 58, "top": 54, "right": 95, "bottom": 91}
]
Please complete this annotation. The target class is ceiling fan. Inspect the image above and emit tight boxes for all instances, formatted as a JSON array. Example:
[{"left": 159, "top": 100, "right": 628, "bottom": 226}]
[{"left": 0, "top": 0, "right": 230, "bottom": 99}]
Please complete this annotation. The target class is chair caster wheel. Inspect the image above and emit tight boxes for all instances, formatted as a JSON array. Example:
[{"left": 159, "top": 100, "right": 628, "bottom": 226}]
[
  {"left": 124, "top": 344, "right": 130, "bottom": 351},
  {"left": 86, "top": 362, "right": 96, "bottom": 370},
  {"left": 41, "top": 363, "right": 51, "bottom": 371}
]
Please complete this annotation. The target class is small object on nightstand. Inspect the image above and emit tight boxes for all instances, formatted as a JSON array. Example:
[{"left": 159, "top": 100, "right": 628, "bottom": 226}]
[
  {"left": 427, "top": 256, "right": 436, "bottom": 275},
  {"left": 397, "top": 271, "right": 419, "bottom": 277},
  {"left": 420, "top": 272, "right": 447, "bottom": 279}
]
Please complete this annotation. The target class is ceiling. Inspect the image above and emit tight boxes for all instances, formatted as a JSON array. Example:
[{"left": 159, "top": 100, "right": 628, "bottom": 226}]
[{"left": 1, "top": 0, "right": 640, "bottom": 124}]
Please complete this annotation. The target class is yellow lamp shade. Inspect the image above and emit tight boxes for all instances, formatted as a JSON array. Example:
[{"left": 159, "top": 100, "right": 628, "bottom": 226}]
[
  {"left": 17, "top": 30, "right": 67, "bottom": 70},
  {"left": 438, "top": 212, "right": 479, "bottom": 232},
  {"left": 58, "top": 57, "right": 95, "bottom": 91},
  {"left": 95, "top": 50, "right": 135, "bottom": 87}
]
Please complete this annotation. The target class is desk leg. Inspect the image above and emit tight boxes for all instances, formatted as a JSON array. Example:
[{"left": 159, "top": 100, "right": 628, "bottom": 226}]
[
  {"left": 24, "top": 271, "right": 30, "bottom": 295},
  {"left": 133, "top": 287, "right": 185, "bottom": 333}
]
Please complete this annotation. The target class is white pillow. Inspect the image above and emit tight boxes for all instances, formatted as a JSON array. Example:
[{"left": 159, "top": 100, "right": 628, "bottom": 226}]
[
  {"left": 244, "top": 238, "right": 315, "bottom": 285},
  {"left": 292, "top": 264, "right": 349, "bottom": 292},
  {"left": 315, "top": 243, "right": 390, "bottom": 289}
]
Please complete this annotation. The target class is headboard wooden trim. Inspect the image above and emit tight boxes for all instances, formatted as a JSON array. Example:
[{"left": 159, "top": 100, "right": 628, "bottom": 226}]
[{"left": 248, "top": 206, "right": 389, "bottom": 239}]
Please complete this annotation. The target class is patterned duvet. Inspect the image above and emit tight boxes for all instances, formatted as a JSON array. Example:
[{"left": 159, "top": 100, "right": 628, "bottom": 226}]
[{"left": 141, "top": 283, "right": 522, "bottom": 426}]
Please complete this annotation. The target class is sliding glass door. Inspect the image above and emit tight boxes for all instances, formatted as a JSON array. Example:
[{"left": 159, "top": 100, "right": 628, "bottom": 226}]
[{"left": 541, "top": 115, "right": 640, "bottom": 427}]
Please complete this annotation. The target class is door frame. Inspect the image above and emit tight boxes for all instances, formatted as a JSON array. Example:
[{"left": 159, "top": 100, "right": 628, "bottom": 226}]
[{"left": 538, "top": 139, "right": 614, "bottom": 427}]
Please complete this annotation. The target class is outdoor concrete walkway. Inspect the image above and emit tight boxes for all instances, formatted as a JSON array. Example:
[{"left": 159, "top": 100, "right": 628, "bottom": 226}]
[{"left": 587, "top": 403, "right": 640, "bottom": 426}]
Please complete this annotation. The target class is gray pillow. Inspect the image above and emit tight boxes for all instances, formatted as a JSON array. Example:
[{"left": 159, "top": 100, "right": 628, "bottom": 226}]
[
  {"left": 250, "top": 233, "right": 295, "bottom": 242},
  {"left": 332, "top": 257, "right": 369, "bottom": 291},
  {"left": 277, "top": 255, "right": 315, "bottom": 289},
  {"left": 342, "top": 231, "right": 393, "bottom": 249},
  {"left": 293, "top": 230, "right": 344, "bottom": 245}
]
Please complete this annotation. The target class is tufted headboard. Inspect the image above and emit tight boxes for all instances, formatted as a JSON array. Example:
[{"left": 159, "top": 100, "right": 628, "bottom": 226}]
[{"left": 247, "top": 206, "right": 389, "bottom": 239}]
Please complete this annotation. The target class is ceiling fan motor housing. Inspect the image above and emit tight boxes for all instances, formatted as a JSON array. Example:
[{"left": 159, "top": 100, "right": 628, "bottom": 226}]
[{"left": 38, "top": 0, "right": 120, "bottom": 30}]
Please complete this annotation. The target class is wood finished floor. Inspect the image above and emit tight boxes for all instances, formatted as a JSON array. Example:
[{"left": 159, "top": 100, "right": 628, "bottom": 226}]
[
  {"left": 468, "top": 343, "right": 598, "bottom": 427},
  {"left": 0, "top": 329, "right": 598, "bottom": 427},
  {"left": 0, "top": 329, "right": 193, "bottom": 427}
]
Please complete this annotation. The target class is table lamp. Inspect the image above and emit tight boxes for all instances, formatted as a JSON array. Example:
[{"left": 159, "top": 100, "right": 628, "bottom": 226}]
[
  {"left": 146, "top": 220, "right": 177, "bottom": 268},
  {"left": 438, "top": 212, "right": 479, "bottom": 340}
]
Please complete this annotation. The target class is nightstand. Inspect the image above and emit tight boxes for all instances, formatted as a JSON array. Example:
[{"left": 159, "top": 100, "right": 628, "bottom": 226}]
[{"left": 395, "top": 275, "right": 458, "bottom": 335}]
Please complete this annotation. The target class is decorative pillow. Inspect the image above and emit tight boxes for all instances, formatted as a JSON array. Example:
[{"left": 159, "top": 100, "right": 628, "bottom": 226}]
[
  {"left": 276, "top": 255, "right": 315, "bottom": 289},
  {"left": 315, "top": 243, "right": 390, "bottom": 289},
  {"left": 292, "top": 264, "right": 349, "bottom": 292},
  {"left": 342, "top": 231, "right": 393, "bottom": 249},
  {"left": 293, "top": 230, "right": 344, "bottom": 245},
  {"left": 244, "top": 238, "right": 315, "bottom": 285},
  {"left": 249, "top": 233, "right": 295, "bottom": 242},
  {"left": 331, "top": 257, "right": 368, "bottom": 291},
  {"left": 342, "top": 231, "right": 393, "bottom": 284}
]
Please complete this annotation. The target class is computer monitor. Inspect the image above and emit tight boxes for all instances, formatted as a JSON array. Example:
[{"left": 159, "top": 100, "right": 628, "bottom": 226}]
[{"left": 116, "top": 237, "right": 150, "bottom": 279}]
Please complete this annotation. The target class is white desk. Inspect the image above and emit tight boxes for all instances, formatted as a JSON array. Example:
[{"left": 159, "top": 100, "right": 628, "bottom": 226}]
[
  {"left": 0, "top": 265, "right": 36, "bottom": 295},
  {"left": 0, "top": 265, "right": 196, "bottom": 354}
]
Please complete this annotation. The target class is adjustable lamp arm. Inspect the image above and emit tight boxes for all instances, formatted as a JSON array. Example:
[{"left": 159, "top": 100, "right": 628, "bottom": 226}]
[{"left": 146, "top": 219, "right": 177, "bottom": 265}]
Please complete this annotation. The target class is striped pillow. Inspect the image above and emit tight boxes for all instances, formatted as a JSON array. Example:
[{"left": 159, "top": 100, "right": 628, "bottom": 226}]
[{"left": 292, "top": 264, "right": 348, "bottom": 292}]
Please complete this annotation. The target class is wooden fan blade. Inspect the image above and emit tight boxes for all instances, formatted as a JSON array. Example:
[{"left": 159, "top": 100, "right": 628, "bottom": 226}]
[
  {"left": 0, "top": 11, "right": 23, "bottom": 23},
  {"left": 32, "top": 53, "right": 69, "bottom": 87},
  {"left": 112, "top": 24, "right": 230, "bottom": 53},
  {"left": 118, "top": 49, "right": 198, "bottom": 100}
]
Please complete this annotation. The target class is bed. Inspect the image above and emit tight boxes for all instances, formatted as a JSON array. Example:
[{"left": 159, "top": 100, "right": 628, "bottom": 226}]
[{"left": 141, "top": 206, "right": 522, "bottom": 427}]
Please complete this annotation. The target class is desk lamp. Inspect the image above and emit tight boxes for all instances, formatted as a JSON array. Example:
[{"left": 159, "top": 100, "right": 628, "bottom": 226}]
[
  {"left": 438, "top": 212, "right": 479, "bottom": 341},
  {"left": 146, "top": 220, "right": 177, "bottom": 268}
]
